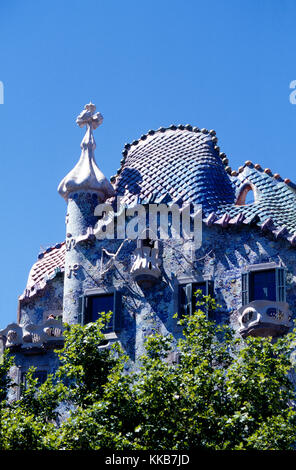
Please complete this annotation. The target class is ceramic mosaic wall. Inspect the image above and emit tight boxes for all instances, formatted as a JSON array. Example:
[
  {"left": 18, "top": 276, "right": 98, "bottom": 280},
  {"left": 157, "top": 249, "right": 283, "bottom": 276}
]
[
  {"left": 7, "top": 351, "right": 60, "bottom": 402},
  {"left": 63, "top": 191, "right": 99, "bottom": 324},
  {"left": 19, "top": 276, "right": 64, "bottom": 326},
  {"left": 6, "top": 110, "right": 296, "bottom": 383},
  {"left": 17, "top": 220, "right": 296, "bottom": 365}
]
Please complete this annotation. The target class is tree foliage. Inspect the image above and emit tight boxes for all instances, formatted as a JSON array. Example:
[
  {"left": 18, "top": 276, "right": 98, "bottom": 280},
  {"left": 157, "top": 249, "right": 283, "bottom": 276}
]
[{"left": 1, "top": 298, "right": 296, "bottom": 450}]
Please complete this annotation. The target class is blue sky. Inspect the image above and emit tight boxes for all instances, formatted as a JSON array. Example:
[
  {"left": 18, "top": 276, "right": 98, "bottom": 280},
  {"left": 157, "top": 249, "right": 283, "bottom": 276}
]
[{"left": 0, "top": 0, "right": 296, "bottom": 329}]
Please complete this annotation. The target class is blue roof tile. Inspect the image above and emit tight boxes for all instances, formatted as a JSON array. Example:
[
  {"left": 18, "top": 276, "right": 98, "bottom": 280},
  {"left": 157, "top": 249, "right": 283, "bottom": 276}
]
[{"left": 107, "top": 125, "right": 296, "bottom": 244}]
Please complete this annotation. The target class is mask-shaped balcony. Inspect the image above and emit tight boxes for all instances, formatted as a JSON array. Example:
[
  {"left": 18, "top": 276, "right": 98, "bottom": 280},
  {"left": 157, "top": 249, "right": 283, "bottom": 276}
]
[{"left": 237, "top": 300, "right": 293, "bottom": 338}]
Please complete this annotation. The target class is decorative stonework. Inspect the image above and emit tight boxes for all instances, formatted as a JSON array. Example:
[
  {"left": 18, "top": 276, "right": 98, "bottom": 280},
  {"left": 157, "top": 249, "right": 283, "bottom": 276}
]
[
  {"left": 131, "top": 239, "right": 161, "bottom": 288},
  {"left": 58, "top": 102, "right": 115, "bottom": 202},
  {"left": 76, "top": 102, "right": 104, "bottom": 130},
  {"left": 0, "top": 320, "right": 65, "bottom": 349},
  {"left": 237, "top": 300, "right": 293, "bottom": 338},
  {"left": 66, "top": 237, "right": 76, "bottom": 251},
  {"left": 0, "top": 324, "right": 23, "bottom": 347},
  {"left": 67, "top": 263, "right": 80, "bottom": 278}
]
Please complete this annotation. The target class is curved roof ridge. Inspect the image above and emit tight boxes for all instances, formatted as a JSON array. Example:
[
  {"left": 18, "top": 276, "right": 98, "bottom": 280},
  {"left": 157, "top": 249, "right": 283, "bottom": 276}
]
[
  {"left": 235, "top": 160, "right": 296, "bottom": 189},
  {"left": 110, "top": 124, "right": 230, "bottom": 184}
]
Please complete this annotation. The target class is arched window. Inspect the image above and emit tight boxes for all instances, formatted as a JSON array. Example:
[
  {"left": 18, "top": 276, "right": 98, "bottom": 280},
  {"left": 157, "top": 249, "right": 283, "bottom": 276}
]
[{"left": 236, "top": 183, "right": 256, "bottom": 206}]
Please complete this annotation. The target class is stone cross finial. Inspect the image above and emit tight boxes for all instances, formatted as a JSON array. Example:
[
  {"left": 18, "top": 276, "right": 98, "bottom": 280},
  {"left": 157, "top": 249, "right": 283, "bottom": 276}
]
[
  {"left": 58, "top": 102, "right": 115, "bottom": 201},
  {"left": 76, "top": 102, "right": 103, "bottom": 130}
]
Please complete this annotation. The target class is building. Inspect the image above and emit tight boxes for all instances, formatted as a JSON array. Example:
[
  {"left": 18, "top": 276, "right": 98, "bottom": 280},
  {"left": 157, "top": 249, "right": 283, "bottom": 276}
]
[{"left": 1, "top": 102, "right": 296, "bottom": 395}]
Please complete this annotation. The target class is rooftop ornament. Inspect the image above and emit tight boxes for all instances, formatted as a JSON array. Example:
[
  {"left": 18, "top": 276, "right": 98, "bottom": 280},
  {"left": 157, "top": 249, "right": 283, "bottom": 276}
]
[{"left": 58, "top": 102, "right": 115, "bottom": 202}]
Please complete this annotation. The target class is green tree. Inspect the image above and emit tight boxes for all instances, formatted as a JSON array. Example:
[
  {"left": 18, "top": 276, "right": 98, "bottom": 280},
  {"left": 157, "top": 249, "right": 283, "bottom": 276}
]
[
  {"left": 0, "top": 364, "right": 65, "bottom": 450},
  {"left": 0, "top": 349, "right": 13, "bottom": 404},
  {"left": 53, "top": 295, "right": 296, "bottom": 450},
  {"left": 1, "top": 297, "right": 296, "bottom": 450},
  {"left": 55, "top": 312, "right": 125, "bottom": 407}
]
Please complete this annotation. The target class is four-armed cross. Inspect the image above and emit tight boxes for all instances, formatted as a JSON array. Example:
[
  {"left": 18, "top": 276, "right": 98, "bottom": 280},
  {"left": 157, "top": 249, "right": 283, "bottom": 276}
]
[{"left": 76, "top": 102, "right": 103, "bottom": 130}]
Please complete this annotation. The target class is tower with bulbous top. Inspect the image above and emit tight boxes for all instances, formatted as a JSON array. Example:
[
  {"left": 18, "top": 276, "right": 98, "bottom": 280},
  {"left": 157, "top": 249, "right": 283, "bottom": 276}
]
[{"left": 58, "top": 103, "right": 115, "bottom": 323}]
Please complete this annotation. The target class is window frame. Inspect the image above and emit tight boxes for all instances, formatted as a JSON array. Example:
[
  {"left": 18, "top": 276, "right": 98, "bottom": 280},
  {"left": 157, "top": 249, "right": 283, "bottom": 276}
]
[
  {"left": 175, "top": 276, "right": 214, "bottom": 319},
  {"left": 20, "top": 369, "right": 48, "bottom": 391},
  {"left": 241, "top": 262, "right": 286, "bottom": 306},
  {"left": 78, "top": 287, "right": 122, "bottom": 336}
]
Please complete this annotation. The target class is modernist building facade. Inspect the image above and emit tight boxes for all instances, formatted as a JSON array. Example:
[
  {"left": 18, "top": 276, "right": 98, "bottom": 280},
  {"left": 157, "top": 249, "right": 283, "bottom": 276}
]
[{"left": 1, "top": 103, "right": 296, "bottom": 394}]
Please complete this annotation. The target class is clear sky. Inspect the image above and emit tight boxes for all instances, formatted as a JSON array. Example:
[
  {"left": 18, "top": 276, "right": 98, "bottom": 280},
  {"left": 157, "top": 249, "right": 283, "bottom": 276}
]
[{"left": 0, "top": 0, "right": 296, "bottom": 329}]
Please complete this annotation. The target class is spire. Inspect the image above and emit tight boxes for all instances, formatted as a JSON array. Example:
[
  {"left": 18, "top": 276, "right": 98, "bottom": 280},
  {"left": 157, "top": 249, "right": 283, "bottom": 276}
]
[{"left": 58, "top": 102, "right": 115, "bottom": 202}]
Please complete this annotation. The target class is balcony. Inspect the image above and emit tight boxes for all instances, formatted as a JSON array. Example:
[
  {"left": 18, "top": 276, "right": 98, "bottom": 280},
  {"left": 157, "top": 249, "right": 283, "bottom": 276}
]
[
  {"left": 237, "top": 300, "right": 293, "bottom": 338},
  {"left": 0, "top": 319, "right": 65, "bottom": 354},
  {"left": 131, "top": 239, "right": 161, "bottom": 288}
]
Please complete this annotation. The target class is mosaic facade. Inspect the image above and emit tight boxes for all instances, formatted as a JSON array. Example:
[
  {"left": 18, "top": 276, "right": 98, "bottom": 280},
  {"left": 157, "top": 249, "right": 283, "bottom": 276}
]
[{"left": 1, "top": 103, "right": 296, "bottom": 389}]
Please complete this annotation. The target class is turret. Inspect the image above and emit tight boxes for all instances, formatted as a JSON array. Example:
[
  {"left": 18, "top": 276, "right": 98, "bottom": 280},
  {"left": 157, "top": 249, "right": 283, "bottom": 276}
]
[{"left": 58, "top": 103, "right": 114, "bottom": 323}]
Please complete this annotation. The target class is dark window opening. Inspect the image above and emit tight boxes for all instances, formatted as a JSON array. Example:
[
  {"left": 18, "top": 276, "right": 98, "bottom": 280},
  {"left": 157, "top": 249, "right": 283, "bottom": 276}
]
[
  {"left": 78, "top": 291, "right": 122, "bottom": 333},
  {"left": 249, "top": 269, "right": 276, "bottom": 302},
  {"left": 89, "top": 294, "right": 114, "bottom": 332},
  {"left": 242, "top": 267, "right": 286, "bottom": 305},
  {"left": 143, "top": 238, "right": 155, "bottom": 248},
  {"left": 21, "top": 370, "right": 48, "bottom": 389},
  {"left": 178, "top": 281, "right": 214, "bottom": 317}
]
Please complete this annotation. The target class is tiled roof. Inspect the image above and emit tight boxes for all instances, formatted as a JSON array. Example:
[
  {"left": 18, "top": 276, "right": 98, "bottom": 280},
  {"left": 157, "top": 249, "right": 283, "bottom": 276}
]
[
  {"left": 20, "top": 243, "right": 66, "bottom": 300},
  {"left": 223, "top": 163, "right": 296, "bottom": 235},
  {"left": 110, "top": 125, "right": 236, "bottom": 214},
  {"left": 110, "top": 125, "right": 296, "bottom": 245}
]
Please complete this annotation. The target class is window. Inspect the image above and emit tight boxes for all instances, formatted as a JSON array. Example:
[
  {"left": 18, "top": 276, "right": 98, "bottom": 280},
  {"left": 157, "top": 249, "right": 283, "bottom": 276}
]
[
  {"left": 242, "top": 265, "right": 286, "bottom": 306},
  {"left": 21, "top": 370, "right": 48, "bottom": 389},
  {"left": 249, "top": 269, "right": 276, "bottom": 302},
  {"left": 236, "top": 183, "right": 256, "bottom": 206},
  {"left": 178, "top": 280, "right": 214, "bottom": 317},
  {"left": 78, "top": 290, "right": 122, "bottom": 333},
  {"left": 143, "top": 238, "right": 155, "bottom": 249}
]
